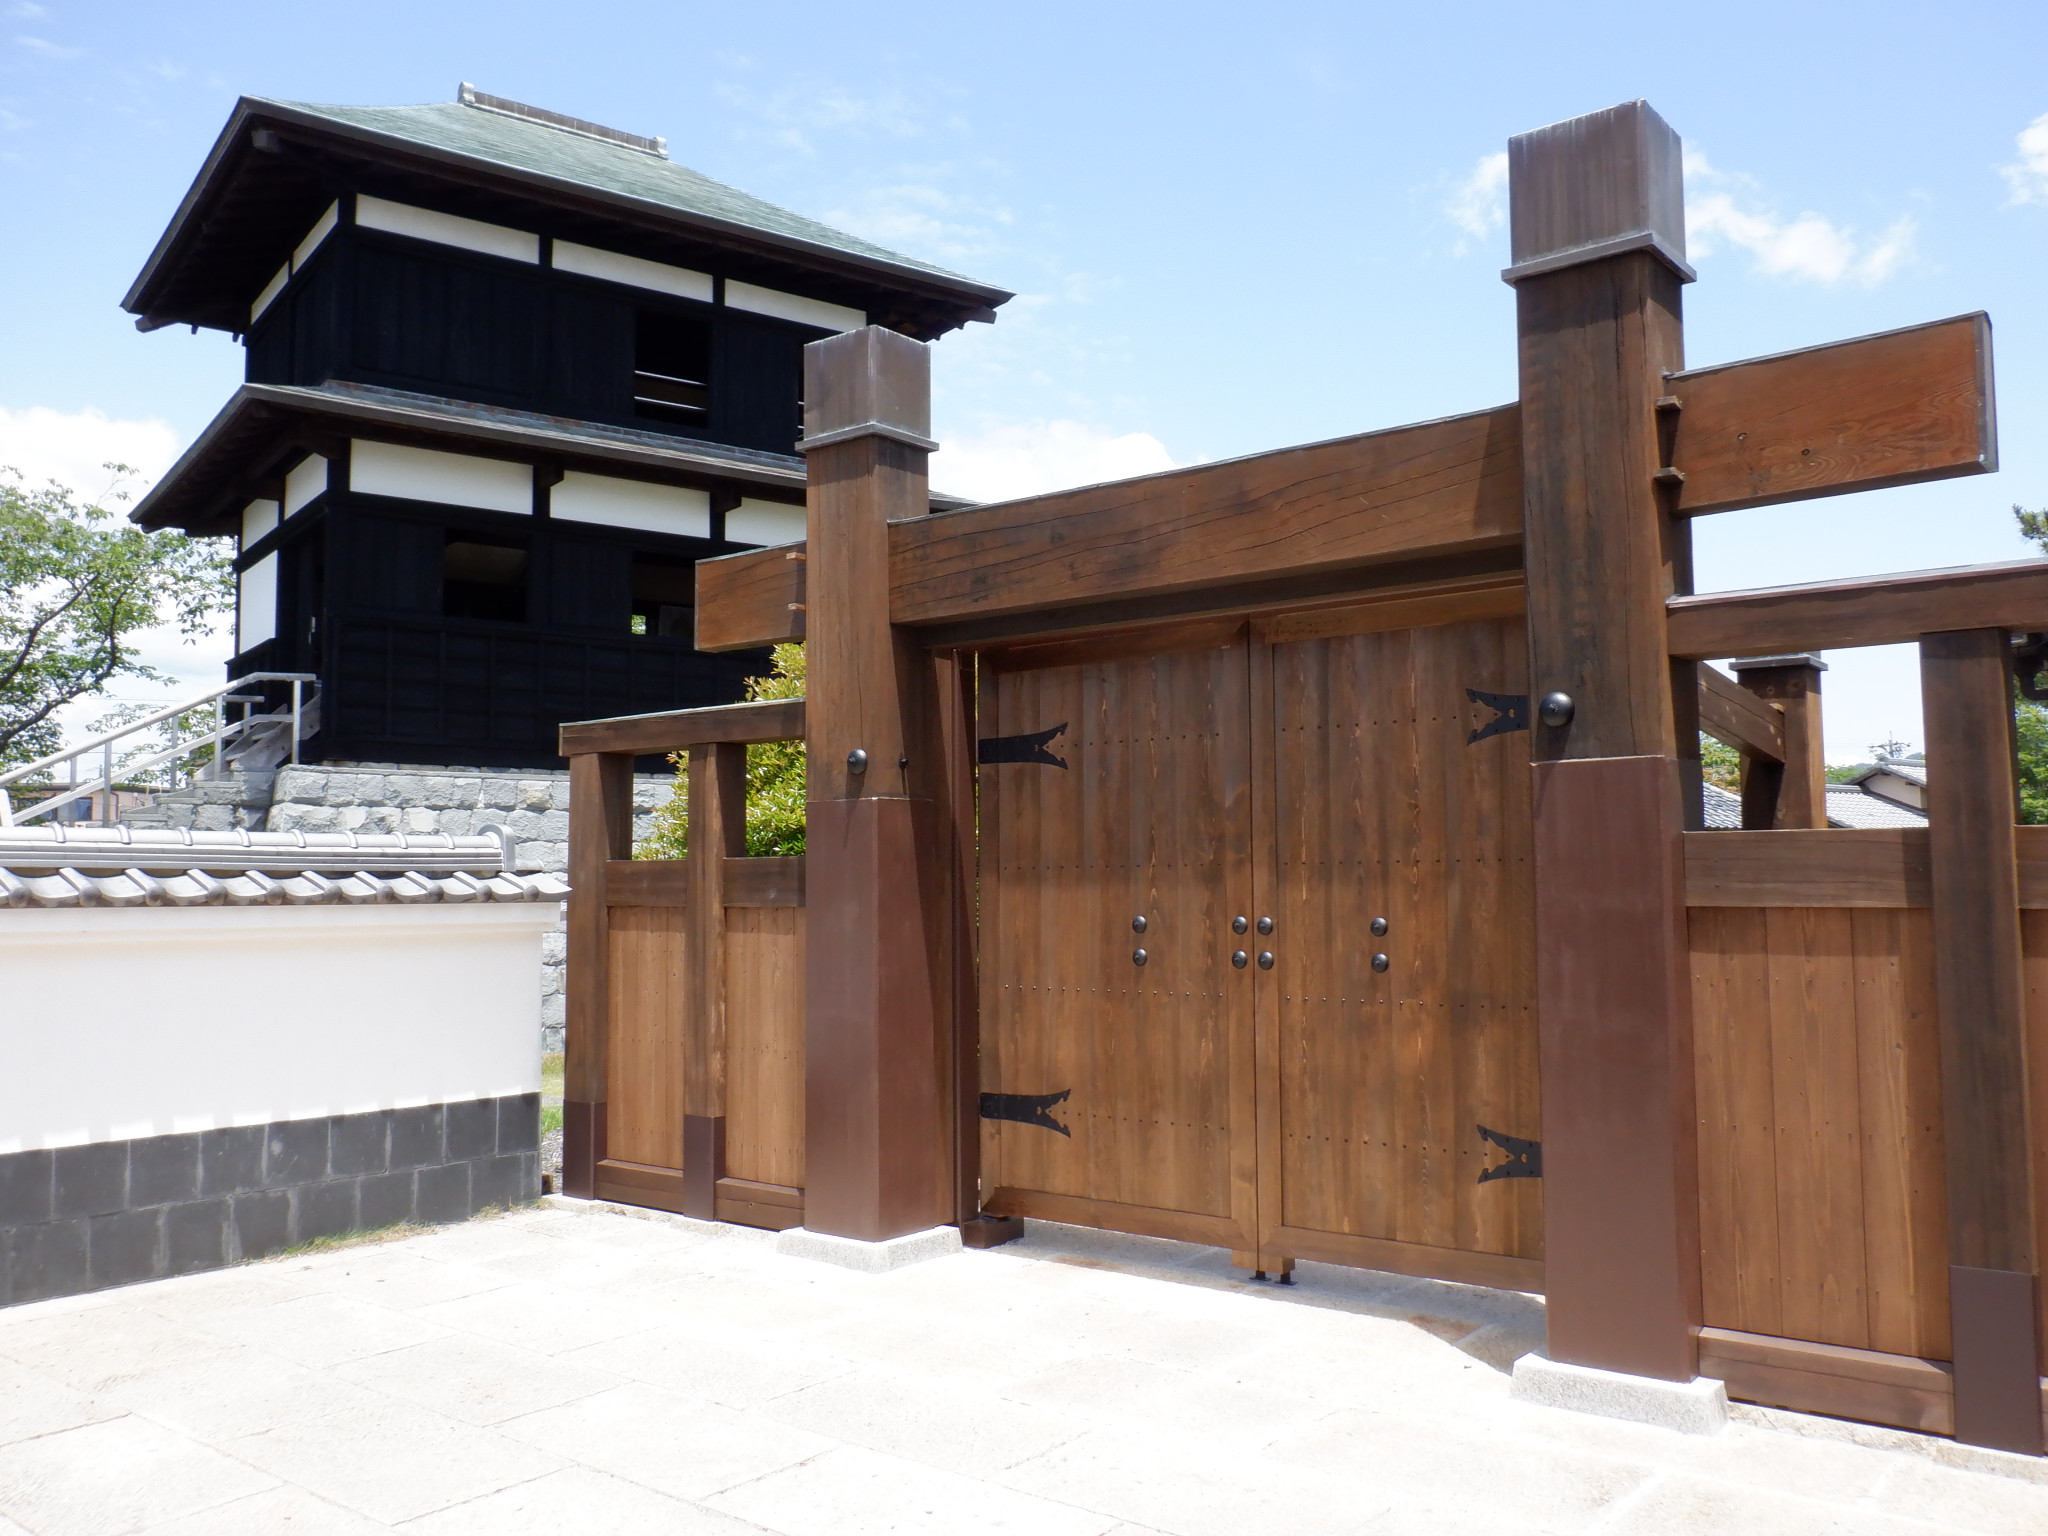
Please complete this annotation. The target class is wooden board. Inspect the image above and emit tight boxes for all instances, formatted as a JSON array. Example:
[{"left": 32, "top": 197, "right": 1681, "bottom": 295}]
[
  {"left": 978, "top": 637, "right": 1258, "bottom": 1248},
  {"left": 2015, "top": 910, "right": 2048, "bottom": 1366},
  {"left": 603, "top": 905, "right": 689, "bottom": 1171},
  {"left": 1689, "top": 905, "right": 1948, "bottom": 1359},
  {"left": 1697, "top": 666, "right": 1785, "bottom": 763},
  {"left": 1667, "top": 560, "right": 2048, "bottom": 661},
  {"left": 1255, "top": 616, "right": 1542, "bottom": 1269},
  {"left": 1698, "top": 1326, "right": 1956, "bottom": 1435},
  {"left": 1668, "top": 313, "right": 1995, "bottom": 517},
  {"left": 723, "top": 906, "right": 806, "bottom": 1190},
  {"left": 560, "top": 697, "right": 805, "bottom": 757}
]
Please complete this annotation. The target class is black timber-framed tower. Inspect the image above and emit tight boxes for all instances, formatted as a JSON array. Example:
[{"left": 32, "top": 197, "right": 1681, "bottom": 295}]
[{"left": 124, "top": 85, "right": 1010, "bottom": 770}]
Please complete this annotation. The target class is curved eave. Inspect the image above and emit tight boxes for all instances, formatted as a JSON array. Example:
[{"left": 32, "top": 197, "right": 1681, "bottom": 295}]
[{"left": 125, "top": 99, "right": 1013, "bottom": 334}]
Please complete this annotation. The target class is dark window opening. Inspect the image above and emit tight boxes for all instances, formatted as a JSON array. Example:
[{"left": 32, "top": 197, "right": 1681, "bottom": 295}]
[
  {"left": 634, "top": 311, "right": 712, "bottom": 425},
  {"left": 444, "top": 533, "right": 529, "bottom": 622},
  {"left": 631, "top": 554, "right": 695, "bottom": 639}
]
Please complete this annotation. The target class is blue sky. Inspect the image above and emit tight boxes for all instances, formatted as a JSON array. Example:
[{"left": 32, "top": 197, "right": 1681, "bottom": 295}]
[{"left": 4, "top": 0, "right": 2047, "bottom": 760}]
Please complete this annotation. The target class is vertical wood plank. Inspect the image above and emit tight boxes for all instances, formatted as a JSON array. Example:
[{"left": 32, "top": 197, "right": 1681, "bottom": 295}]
[
  {"left": 564, "top": 750, "right": 633, "bottom": 1197},
  {"left": 1734, "top": 657, "right": 1828, "bottom": 829},
  {"left": 724, "top": 906, "right": 807, "bottom": 1189},
  {"left": 683, "top": 740, "right": 747, "bottom": 1218},
  {"left": 1921, "top": 627, "right": 2041, "bottom": 1453}
]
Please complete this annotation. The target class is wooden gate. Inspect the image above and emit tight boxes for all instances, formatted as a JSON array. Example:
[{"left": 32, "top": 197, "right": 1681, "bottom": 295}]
[{"left": 979, "top": 590, "right": 1542, "bottom": 1285}]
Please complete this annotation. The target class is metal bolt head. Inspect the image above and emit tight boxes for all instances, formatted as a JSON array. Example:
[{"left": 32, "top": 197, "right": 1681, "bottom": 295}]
[
  {"left": 1538, "top": 692, "right": 1575, "bottom": 729},
  {"left": 1132, "top": 948, "right": 1148, "bottom": 966},
  {"left": 846, "top": 748, "right": 868, "bottom": 773},
  {"left": 1256, "top": 916, "right": 1274, "bottom": 936},
  {"left": 1257, "top": 951, "right": 1274, "bottom": 970},
  {"left": 1232, "top": 915, "right": 1248, "bottom": 935},
  {"left": 1231, "top": 950, "right": 1248, "bottom": 969},
  {"left": 1371, "top": 953, "right": 1390, "bottom": 973},
  {"left": 1370, "top": 917, "right": 1388, "bottom": 936},
  {"left": 1132, "top": 915, "right": 1147, "bottom": 933}
]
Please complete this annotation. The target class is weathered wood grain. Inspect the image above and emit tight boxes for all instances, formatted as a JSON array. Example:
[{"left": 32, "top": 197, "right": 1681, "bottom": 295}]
[
  {"left": 1668, "top": 560, "right": 2048, "bottom": 660},
  {"left": 1698, "top": 1326, "right": 1955, "bottom": 1434},
  {"left": 1668, "top": 314, "right": 1994, "bottom": 517},
  {"left": 696, "top": 544, "right": 806, "bottom": 653},
  {"left": 558, "top": 697, "right": 804, "bottom": 757},
  {"left": 1698, "top": 665, "right": 1785, "bottom": 762},
  {"left": 1685, "top": 830, "right": 1930, "bottom": 909}
]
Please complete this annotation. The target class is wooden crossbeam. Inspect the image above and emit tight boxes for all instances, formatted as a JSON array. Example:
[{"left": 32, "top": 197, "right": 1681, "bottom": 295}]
[
  {"left": 1696, "top": 666, "right": 1784, "bottom": 762},
  {"left": 557, "top": 697, "right": 805, "bottom": 757},
  {"left": 1667, "top": 559, "right": 2048, "bottom": 659},
  {"left": 1666, "top": 313, "right": 1994, "bottom": 517},
  {"left": 695, "top": 312, "right": 1993, "bottom": 653}
]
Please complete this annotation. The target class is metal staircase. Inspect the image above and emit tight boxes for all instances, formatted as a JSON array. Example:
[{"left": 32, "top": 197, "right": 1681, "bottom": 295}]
[{"left": 0, "top": 674, "right": 319, "bottom": 827}]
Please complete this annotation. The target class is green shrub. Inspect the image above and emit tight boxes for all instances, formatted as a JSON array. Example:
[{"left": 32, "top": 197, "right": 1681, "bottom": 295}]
[{"left": 640, "top": 642, "right": 807, "bottom": 858}]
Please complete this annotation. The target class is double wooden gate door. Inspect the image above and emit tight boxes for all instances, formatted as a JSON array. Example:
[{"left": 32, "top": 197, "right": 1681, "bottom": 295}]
[{"left": 978, "top": 605, "right": 1544, "bottom": 1287}]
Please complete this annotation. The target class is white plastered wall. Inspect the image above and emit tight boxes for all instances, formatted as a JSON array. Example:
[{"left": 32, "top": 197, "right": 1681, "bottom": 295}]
[
  {"left": 237, "top": 552, "right": 278, "bottom": 651},
  {"left": 350, "top": 440, "right": 533, "bottom": 515},
  {"left": 550, "top": 472, "right": 709, "bottom": 537},
  {"left": 0, "top": 903, "right": 556, "bottom": 1151},
  {"left": 727, "top": 498, "right": 808, "bottom": 546}
]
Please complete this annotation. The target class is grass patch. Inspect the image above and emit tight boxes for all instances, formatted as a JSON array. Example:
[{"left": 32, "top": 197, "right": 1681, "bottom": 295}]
[
  {"left": 541, "top": 1051, "right": 564, "bottom": 1102},
  {"left": 541, "top": 1104, "right": 563, "bottom": 1138},
  {"left": 274, "top": 1221, "right": 433, "bottom": 1259}
]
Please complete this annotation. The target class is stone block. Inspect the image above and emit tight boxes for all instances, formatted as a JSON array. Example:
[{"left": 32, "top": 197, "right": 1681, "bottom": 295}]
[
  {"left": 402, "top": 806, "right": 440, "bottom": 835},
  {"left": 164, "top": 1198, "right": 229, "bottom": 1276},
  {"left": 1509, "top": 1355, "right": 1728, "bottom": 1435},
  {"left": 273, "top": 768, "right": 328, "bottom": 800},
  {"left": 415, "top": 1161, "right": 472, "bottom": 1225},
  {"left": 519, "top": 842, "right": 567, "bottom": 873},
  {"left": 192, "top": 806, "right": 234, "bottom": 831},
  {"left": 0, "top": 1148, "right": 54, "bottom": 1225},
  {"left": 479, "top": 779, "right": 522, "bottom": 811},
  {"left": 436, "top": 809, "right": 475, "bottom": 837},
  {"left": 293, "top": 1179, "right": 358, "bottom": 1242},
  {"left": 357, "top": 1170, "right": 415, "bottom": 1230},
  {"left": 519, "top": 781, "right": 554, "bottom": 812},
  {"left": 775, "top": 1225, "right": 964, "bottom": 1273},
  {"left": 540, "top": 994, "right": 566, "bottom": 1029},
  {"left": 542, "top": 1024, "right": 565, "bottom": 1054},
  {"left": 496, "top": 1094, "right": 541, "bottom": 1154},
  {"left": 445, "top": 1099, "right": 497, "bottom": 1161},
  {"left": 199, "top": 1125, "right": 265, "bottom": 1196},
  {"left": 52, "top": 1141, "right": 127, "bottom": 1219},
  {"left": 128, "top": 1133, "right": 200, "bottom": 1206},
  {"left": 277, "top": 804, "right": 342, "bottom": 833},
  {"left": 232, "top": 1189, "right": 291, "bottom": 1260},
  {"left": 390, "top": 1105, "right": 445, "bottom": 1169},
  {"left": 386, "top": 774, "right": 427, "bottom": 804},
  {"left": 471, "top": 1152, "right": 532, "bottom": 1210},
  {"left": 539, "top": 963, "right": 563, "bottom": 998},
  {"left": 330, "top": 1111, "right": 392, "bottom": 1177},
  {"left": 87, "top": 1208, "right": 164, "bottom": 1289},
  {"left": 540, "top": 931, "right": 567, "bottom": 964},
  {"left": 264, "top": 1118, "right": 331, "bottom": 1185},
  {"left": 8, "top": 1219, "right": 88, "bottom": 1304}
]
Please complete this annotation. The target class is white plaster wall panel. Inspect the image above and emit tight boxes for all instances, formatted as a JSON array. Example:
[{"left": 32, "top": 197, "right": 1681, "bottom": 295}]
[
  {"left": 350, "top": 440, "right": 533, "bottom": 515},
  {"left": 240, "top": 499, "right": 280, "bottom": 549},
  {"left": 355, "top": 194, "right": 540, "bottom": 265},
  {"left": 726, "top": 498, "right": 808, "bottom": 546},
  {"left": 292, "top": 200, "right": 340, "bottom": 270},
  {"left": 724, "top": 280, "right": 865, "bottom": 334},
  {"left": 237, "top": 554, "right": 278, "bottom": 652},
  {"left": 552, "top": 240, "right": 713, "bottom": 302},
  {"left": 249, "top": 261, "right": 290, "bottom": 323},
  {"left": 550, "top": 472, "right": 710, "bottom": 537},
  {"left": 0, "top": 903, "right": 554, "bottom": 1150},
  {"left": 283, "top": 454, "right": 329, "bottom": 515}
]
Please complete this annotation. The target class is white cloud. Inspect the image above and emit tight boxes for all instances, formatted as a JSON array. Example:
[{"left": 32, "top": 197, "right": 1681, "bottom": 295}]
[
  {"left": 1684, "top": 150, "right": 1913, "bottom": 287},
  {"left": 6, "top": 3, "right": 48, "bottom": 17},
  {"left": 824, "top": 180, "right": 1013, "bottom": 266},
  {"left": 1445, "top": 151, "right": 1508, "bottom": 251},
  {"left": 0, "top": 405, "right": 182, "bottom": 505},
  {"left": 930, "top": 420, "right": 1179, "bottom": 505},
  {"left": 712, "top": 79, "right": 947, "bottom": 156},
  {"left": 13, "top": 34, "right": 79, "bottom": 58},
  {"left": 2002, "top": 112, "right": 2048, "bottom": 206}
]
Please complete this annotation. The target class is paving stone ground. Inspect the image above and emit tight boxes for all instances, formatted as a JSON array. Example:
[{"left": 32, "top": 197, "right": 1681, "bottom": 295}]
[{"left": 2, "top": 1199, "right": 2046, "bottom": 1534}]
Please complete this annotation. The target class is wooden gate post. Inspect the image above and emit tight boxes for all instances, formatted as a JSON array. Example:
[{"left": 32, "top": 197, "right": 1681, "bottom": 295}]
[
  {"left": 563, "top": 748, "right": 634, "bottom": 1198},
  {"left": 682, "top": 740, "right": 746, "bottom": 1219},
  {"left": 799, "top": 326, "right": 955, "bottom": 1243},
  {"left": 1732, "top": 654, "right": 1828, "bottom": 829},
  {"left": 1511, "top": 101, "right": 1704, "bottom": 1382},
  {"left": 1920, "top": 628, "right": 2043, "bottom": 1454}
]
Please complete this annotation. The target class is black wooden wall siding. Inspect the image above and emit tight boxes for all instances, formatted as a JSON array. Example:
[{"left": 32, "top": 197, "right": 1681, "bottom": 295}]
[{"left": 244, "top": 225, "right": 830, "bottom": 458}]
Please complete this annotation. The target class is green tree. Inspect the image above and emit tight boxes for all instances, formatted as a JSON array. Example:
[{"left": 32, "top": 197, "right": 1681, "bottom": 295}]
[
  {"left": 640, "top": 642, "right": 808, "bottom": 858},
  {"left": 1699, "top": 733, "right": 1741, "bottom": 791},
  {"left": 0, "top": 467, "right": 232, "bottom": 768},
  {"left": 2014, "top": 505, "right": 2048, "bottom": 824}
]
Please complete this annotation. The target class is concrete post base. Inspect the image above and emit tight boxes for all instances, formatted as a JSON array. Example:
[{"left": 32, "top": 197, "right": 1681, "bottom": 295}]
[
  {"left": 775, "top": 1224, "right": 963, "bottom": 1273},
  {"left": 1510, "top": 1354, "right": 1729, "bottom": 1435}
]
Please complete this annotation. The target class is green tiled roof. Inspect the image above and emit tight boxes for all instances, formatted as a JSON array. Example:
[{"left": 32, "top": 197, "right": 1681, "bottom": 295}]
[{"left": 256, "top": 95, "right": 973, "bottom": 286}]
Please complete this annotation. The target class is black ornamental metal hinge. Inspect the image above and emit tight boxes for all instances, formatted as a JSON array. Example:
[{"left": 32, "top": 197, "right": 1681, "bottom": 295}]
[
  {"left": 1476, "top": 1124, "right": 1542, "bottom": 1182},
  {"left": 1465, "top": 690, "right": 1529, "bottom": 745},
  {"left": 981, "top": 1089, "right": 1073, "bottom": 1136},
  {"left": 978, "top": 723, "right": 1070, "bottom": 768}
]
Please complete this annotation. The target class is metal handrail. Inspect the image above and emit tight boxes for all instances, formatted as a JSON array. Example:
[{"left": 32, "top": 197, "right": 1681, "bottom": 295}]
[{"left": 0, "top": 673, "right": 319, "bottom": 828}]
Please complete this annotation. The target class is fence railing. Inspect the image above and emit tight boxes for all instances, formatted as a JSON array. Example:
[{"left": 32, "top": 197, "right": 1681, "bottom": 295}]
[{"left": 0, "top": 673, "right": 319, "bottom": 827}]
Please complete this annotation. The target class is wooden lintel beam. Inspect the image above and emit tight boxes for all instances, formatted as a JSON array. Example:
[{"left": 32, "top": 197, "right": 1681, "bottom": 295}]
[
  {"left": 557, "top": 697, "right": 805, "bottom": 757},
  {"left": 1697, "top": 665, "right": 1784, "bottom": 762},
  {"left": 1666, "top": 313, "right": 1994, "bottom": 517},
  {"left": 1667, "top": 559, "right": 2048, "bottom": 659}
]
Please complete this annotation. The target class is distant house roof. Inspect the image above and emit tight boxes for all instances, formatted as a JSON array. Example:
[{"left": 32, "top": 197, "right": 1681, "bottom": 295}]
[
  {"left": 1700, "top": 780, "right": 1929, "bottom": 830},
  {"left": 127, "top": 380, "right": 974, "bottom": 536},
  {"left": 124, "top": 92, "right": 1012, "bottom": 339},
  {"left": 1702, "top": 783, "right": 1744, "bottom": 829}
]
